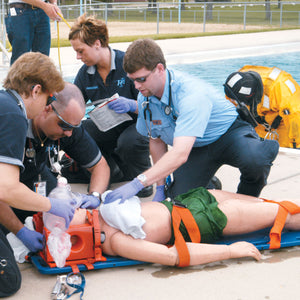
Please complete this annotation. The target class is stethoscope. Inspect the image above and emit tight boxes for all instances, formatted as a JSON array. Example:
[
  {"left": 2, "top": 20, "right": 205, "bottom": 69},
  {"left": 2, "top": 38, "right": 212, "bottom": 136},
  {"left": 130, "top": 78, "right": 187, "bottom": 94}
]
[{"left": 142, "top": 69, "right": 175, "bottom": 138}]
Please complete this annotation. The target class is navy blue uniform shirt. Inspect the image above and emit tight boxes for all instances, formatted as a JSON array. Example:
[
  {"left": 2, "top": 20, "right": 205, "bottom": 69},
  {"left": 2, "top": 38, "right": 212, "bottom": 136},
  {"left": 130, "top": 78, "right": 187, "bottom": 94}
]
[
  {"left": 74, "top": 48, "right": 138, "bottom": 121},
  {"left": 0, "top": 90, "right": 28, "bottom": 170},
  {"left": 21, "top": 121, "right": 102, "bottom": 183}
]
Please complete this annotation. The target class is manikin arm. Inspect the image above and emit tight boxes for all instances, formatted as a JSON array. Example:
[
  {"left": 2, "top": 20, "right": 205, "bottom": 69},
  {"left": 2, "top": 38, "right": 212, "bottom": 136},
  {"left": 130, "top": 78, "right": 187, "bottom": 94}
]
[{"left": 108, "top": 231, "right": 261, "bottom": 266}]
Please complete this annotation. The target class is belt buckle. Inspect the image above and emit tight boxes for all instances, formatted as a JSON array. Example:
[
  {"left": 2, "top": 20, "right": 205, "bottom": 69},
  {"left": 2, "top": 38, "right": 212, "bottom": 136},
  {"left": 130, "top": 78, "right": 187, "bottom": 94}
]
[
  {"left": 172, "top": 199, "right": 187, "bottom": 208},
  {"left": 31, "top": 5, "right": 36, "bottom": 9}
]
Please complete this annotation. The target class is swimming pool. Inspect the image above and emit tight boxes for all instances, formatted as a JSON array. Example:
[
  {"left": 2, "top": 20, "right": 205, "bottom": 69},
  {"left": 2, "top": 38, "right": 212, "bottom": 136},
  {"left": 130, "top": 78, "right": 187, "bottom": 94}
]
[
  {"left": 66, "top": 50, "right": 300, "bottom": 96},
  {"left": 171, "top": 51, "right": 300, "bottom": 93}
]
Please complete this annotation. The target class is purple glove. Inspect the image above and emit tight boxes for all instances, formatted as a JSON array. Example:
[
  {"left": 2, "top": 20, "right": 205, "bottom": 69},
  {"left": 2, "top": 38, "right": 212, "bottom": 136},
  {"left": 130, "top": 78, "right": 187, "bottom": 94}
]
[
  {"left": 48, "top": 197, "right": 76, "bottom": 228},
  {"left": 80, "top": 194, "right": 100, "bottom": 209},
  {"left": 104, "top": 178, "right": 144, "bottom": 204},
  {"left": 107, "top": 96, "right": 137, "bottom": 114},
  {"left": 16, "top": 227, "right": 44, "bottom": 252},
  {"left": 152, "top": 185, "right": 165, "bottom": 202}
]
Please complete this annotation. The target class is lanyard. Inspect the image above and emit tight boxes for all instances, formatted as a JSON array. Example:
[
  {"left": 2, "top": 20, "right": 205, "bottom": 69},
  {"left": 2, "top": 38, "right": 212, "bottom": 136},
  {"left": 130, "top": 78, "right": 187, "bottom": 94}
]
[{"left": 66, "top": 272, "right": 86, "bottom": 300}]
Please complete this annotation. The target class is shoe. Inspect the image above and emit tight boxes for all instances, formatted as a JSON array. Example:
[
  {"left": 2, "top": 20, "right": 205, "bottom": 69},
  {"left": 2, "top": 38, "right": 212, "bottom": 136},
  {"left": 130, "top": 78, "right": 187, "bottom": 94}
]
[
  {"left": 137, "top": 185, "right": 153, "bottom": 198},
  {"left": 206, "top": 176, "right": 222, "bottom": 190}
]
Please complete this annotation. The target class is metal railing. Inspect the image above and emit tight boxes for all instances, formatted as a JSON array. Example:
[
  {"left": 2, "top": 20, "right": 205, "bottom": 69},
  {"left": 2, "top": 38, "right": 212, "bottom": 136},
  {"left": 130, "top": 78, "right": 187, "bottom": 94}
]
[
  {"left": 1, "top": 1, "right": 300, "bottom": 65},
  {"left": 59, "top": 1, "right": 300, "bottom": 32}
]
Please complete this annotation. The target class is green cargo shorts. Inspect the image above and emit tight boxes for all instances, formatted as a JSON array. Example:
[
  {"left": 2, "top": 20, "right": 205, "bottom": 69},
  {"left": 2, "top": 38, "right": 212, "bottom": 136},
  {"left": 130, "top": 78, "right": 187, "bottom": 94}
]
[{"left": 162, "top": 187, "right": 227, "bottom": 244}]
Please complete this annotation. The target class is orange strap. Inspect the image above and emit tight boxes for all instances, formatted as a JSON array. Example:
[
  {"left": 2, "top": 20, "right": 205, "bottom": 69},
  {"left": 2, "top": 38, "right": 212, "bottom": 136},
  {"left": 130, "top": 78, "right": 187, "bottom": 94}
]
[
  {"left": 171, "top": 205, "right": 201, "bottom": 267},
  {"left": 92, "top": 209, "right": 104, "bottom": 261},
  {"left": 263, "top": 199, "right": 300, "bottom": 249}
]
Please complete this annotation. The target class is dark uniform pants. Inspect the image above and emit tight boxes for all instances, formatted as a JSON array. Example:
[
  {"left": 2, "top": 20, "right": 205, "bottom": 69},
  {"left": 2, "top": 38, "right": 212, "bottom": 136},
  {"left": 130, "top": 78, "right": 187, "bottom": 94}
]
[
  {"left": 167, "top": 116, "right": 279, "bottom": 198},
  {"left": 0, "top": 229, "right": 21, "bottom": 297},
  {"left": 83, "top": 119, "right": 151, "bottom": 181}
]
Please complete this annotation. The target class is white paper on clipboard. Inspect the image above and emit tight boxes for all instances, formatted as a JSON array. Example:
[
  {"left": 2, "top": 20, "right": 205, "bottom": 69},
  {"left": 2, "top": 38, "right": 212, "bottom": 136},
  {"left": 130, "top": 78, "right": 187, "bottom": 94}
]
[{"left": 88, "top": 93, "right": 133, "bottom": 132}]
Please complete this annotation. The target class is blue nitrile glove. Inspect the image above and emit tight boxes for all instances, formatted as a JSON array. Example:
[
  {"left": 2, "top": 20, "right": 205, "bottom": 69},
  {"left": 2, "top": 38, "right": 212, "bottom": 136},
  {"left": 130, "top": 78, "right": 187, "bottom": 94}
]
[
  {"left": 107, "top": 96, "right": 137, "bottom": 114},
  {"left": 48, "top": 197, "right": 76, "bottom": 228},
  {"left": 16, "top": 227, "right": 44, "bottom": 252},
  {"left": 152, "top": 185, "right": 166, "bottom": 202},
  {"left": 80, "top": 194, "right": 101, "bottom": 209},
  {"left": 104, "top": 178, "right": 144, "bottom": 204}
]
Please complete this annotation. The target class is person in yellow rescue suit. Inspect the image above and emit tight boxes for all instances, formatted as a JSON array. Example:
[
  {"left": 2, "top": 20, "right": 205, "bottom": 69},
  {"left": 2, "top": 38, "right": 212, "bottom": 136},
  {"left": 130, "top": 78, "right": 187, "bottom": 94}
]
[{"left": 224, "top": 65, "right": 300, "bottom": 149}]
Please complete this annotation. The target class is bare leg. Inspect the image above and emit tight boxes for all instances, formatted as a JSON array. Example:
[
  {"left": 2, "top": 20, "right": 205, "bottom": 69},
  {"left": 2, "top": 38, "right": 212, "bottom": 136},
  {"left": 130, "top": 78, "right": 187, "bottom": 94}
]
[
  {"left": 209, "top": 189, "right": 262, "bottom": 203},
  {"left": 210, "top": 190, "right": 300, "bottom": 235},
  {"left": 220, "top": 199, "right": 278, "bottom": 235}
]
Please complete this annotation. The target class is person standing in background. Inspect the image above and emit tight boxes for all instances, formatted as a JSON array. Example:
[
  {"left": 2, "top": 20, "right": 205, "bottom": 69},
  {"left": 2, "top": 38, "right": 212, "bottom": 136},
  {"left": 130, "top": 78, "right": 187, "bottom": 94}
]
[{"left": 5, "top": 0, "right": 63, "bottom": 65}]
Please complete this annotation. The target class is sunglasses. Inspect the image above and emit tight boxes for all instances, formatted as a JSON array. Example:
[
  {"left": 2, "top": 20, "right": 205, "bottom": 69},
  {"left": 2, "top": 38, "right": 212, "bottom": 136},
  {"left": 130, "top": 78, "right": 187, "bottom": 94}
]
[
  {"left": 130, "top": 68, "right": 156, "bottom": 83},
  {"left": 51, "top": 104, "right": 82, "bottom": 131},
  {"left": 47, "top": 94, "right": 56, "bottom": 106}
]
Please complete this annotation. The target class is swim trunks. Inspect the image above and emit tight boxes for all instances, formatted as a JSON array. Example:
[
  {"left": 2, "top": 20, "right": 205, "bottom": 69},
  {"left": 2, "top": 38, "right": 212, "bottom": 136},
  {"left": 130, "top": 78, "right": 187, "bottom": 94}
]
[{"left": 162, "top": 187, "right": 227, "bottom": 244}]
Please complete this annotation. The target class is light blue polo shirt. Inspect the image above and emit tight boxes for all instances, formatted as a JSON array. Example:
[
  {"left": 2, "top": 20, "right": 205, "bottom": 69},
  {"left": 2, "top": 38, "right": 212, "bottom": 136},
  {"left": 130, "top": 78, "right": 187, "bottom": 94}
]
[{"left": 136, "top": 69, "right": 238, "bottom": 147}]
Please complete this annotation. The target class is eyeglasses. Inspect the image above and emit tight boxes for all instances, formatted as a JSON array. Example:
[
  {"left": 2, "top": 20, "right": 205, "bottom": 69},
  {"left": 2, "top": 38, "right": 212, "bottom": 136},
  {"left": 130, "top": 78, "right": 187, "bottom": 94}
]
[
  {"left": 51, "top": 104, "right": 82, "bottom": 131},
  {"left": 129, "top": 68, "right": 156, "bottom": 83},
  {"left": 47, "top": 94, "right": 56, "bottom": 106}
]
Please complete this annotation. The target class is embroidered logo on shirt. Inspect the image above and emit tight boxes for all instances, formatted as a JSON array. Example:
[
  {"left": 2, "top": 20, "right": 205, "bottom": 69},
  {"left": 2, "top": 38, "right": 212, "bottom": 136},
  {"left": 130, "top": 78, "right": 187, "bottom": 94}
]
[
  {"left": 117, "top": 77, "right": 126, "bottom": 88},
  {"left": 152, "top": 120, "right": 162, "bottom": 125}
]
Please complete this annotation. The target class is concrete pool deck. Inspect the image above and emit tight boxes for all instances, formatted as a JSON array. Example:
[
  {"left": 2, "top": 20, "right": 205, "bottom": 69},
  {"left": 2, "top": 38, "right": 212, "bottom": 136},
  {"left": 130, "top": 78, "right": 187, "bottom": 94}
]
[{"left": 4, "top": 29, "right": 300, "bottom": 300}]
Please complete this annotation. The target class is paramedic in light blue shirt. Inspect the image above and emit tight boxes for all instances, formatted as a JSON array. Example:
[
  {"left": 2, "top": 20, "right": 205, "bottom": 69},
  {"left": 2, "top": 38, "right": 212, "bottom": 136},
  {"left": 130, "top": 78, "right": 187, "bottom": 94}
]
[
  {"left": 136, "top": 70, "right": 237, "bottom": 147},
  {"left": 105, "top": 39, "right": 279, "bottom": 204}
]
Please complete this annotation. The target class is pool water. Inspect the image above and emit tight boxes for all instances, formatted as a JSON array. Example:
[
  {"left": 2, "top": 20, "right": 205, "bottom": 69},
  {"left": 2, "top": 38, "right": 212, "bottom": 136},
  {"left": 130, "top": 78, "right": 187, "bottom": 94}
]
[{"left": 171, "top": 51, "right": 300, "bottom": 94}]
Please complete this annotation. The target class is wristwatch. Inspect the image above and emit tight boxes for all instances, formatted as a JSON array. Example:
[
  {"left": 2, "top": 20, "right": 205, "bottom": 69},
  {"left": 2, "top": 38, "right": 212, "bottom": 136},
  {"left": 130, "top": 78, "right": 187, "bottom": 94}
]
[
  {"left": 137, "top": 174, "right": 147, "bottom": 186},
  {"left": 90, "top": 191, "right": 101, "bottom": 200}
]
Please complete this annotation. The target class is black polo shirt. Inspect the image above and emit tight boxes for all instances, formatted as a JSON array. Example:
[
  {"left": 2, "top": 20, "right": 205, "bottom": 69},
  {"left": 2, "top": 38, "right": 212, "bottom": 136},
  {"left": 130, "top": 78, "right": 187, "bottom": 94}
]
[
  {"left": 0, "top": 90, "right": 27, "bottom": 170},
  {"left": 21, "top": 121, "right": 102, "bottom": 183},
  {"left": 74, "top": 48, "right": 138, "bottom": 121}
]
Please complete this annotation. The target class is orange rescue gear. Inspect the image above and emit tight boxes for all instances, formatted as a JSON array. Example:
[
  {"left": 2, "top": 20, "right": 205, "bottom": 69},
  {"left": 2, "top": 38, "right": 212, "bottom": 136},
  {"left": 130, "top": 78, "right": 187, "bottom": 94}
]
[
  {"left": 228, "top": 65, "right": 300, "bottom": 148},
  {"left": 33, "top": 210, "right": 106, "bottom": 274}
]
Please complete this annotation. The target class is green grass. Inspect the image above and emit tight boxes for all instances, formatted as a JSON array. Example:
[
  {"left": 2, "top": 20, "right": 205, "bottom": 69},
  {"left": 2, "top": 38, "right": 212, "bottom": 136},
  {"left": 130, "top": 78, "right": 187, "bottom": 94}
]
[
  {"left": 51, "top": 26, "right": 300, "bottom": 48},
  {"left": 8, "top": 2, "right": 300, "bottom": 49}
]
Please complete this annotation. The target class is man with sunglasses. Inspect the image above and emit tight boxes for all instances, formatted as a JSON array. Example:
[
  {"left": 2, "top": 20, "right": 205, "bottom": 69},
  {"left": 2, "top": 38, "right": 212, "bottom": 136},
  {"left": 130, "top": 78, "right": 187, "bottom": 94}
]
[
  {"left": 0, "top": 52, "right": 74, "bottom": 297},
  {"left": 12, "top": 82, "right": 110, "bottom": 225},
  {"left": 104, "top": 39, "right": 280, "bottom": 205}
]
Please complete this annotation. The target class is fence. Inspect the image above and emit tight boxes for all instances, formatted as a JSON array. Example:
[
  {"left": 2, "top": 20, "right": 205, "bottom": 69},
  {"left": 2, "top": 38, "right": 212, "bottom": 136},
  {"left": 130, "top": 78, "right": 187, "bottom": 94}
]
[
  {"left": 59, "top": 1, "right": 300, "bottom": 29},
  {"left": 1, "top": 1, "right": 300, "bottom": 64}
]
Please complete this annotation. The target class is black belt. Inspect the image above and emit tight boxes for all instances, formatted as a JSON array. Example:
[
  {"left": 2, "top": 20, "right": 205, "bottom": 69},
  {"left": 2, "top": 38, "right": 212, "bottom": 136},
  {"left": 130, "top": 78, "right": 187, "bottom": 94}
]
[{"left": 9, "top": 3, "right": 39, "bottom": 10}]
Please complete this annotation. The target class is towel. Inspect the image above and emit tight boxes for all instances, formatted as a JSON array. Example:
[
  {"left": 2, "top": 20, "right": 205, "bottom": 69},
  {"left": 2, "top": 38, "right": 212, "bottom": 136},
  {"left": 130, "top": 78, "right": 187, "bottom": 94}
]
[
  {"left": 100, "top": 190, "right": 146, "bottom": 239},
  {"left": 6, "top": 217, "right": 34, "bottom": 263}
]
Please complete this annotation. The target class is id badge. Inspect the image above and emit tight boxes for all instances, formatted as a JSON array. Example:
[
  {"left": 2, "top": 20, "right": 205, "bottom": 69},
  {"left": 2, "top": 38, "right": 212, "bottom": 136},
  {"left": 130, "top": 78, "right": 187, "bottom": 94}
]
[
  {"left": 34, "top": 180, "right": 47, "bottom": 197},
  {"left": 10, "top": 7, "right": 17, "bottom": 16}
]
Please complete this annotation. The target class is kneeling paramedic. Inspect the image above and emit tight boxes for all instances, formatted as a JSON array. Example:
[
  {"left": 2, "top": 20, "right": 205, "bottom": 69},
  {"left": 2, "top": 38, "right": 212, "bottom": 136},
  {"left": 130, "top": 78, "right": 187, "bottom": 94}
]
[{"left": 103, "top": 39, "right": 279, "bottom": 205}]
